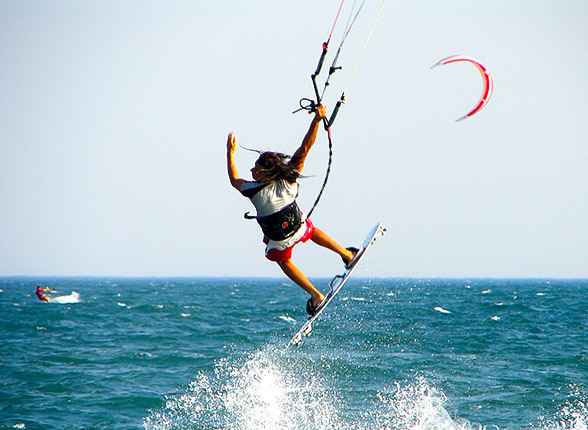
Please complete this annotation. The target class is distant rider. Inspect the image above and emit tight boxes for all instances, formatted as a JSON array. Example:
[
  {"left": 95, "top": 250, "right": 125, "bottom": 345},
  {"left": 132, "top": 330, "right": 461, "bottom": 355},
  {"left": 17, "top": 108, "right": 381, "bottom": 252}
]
[
  {"left": 226, "top": 104, "right": 359, "bottom": 316},
  {"left": 36, "top": 285, "right": 50, "bottom": 302}
]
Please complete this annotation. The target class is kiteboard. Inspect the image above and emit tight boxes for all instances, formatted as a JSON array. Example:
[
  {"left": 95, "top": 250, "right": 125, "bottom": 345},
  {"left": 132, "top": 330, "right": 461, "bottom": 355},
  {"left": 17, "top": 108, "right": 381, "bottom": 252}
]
[{"left": 289, "top": 222, "right": 386, "bottom": 346}]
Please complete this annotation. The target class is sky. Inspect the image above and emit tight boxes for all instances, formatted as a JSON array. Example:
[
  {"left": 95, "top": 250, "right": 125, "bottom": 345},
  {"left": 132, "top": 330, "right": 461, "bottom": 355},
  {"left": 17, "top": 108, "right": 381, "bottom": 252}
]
[{"left": 1, "top": 1, "right": 587, "bottom": 279}]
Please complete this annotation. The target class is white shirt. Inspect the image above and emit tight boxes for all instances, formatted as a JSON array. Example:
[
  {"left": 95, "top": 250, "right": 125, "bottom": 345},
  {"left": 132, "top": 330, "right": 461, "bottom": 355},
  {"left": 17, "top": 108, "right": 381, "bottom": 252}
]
[
  {"left": 239, "top": 179, "right": 307, "bottom": 250},
  {"left": 239, "top": 179, "right": 299, "bottom": 217}
]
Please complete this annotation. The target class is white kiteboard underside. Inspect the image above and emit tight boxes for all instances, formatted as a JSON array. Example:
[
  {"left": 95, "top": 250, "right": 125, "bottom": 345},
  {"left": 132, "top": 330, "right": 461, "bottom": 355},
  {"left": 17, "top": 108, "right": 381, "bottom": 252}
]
[{"left": 289, "top": 222, "right": 386, "bottom": 346}]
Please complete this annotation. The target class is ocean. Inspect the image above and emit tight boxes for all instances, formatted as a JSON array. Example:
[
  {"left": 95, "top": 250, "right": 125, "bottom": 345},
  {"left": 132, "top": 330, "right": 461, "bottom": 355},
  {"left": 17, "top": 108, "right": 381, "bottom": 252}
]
[{"left": 1, "top": 277, "right": 587, "bottom": 430}]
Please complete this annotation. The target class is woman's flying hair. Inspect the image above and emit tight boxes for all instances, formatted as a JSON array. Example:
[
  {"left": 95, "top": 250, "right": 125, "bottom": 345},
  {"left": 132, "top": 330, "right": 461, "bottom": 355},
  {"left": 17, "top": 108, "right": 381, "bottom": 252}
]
[
  {"left": 256, "top": 151, "right": 300, "bottom": 182},
  {"left": 241, "top": 145, "right": 301, "bottom": 183}
]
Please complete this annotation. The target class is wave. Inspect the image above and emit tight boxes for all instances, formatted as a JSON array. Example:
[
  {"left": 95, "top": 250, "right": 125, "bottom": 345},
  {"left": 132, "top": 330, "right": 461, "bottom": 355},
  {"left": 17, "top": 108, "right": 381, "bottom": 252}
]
[
  {"left": 143, "top": 346, "right": 588, "bottom": 430},
  {"left": 142, "top": 347, "right": 487, "bottom": 430},
  {"left": 50, "top": 291, "right": 81, "bottom": 304},
  {"left": 534, "top": 385, "right": 588, "bottom": 430},
  {"left": 144, "top": 347, "right": 339, "bottom": 429}
]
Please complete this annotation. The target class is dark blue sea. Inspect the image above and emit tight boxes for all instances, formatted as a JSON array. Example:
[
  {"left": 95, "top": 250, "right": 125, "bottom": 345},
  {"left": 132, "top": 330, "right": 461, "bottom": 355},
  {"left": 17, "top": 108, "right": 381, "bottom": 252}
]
[{"left": 1, "top": 277, "right": 587, "bottom": 430}]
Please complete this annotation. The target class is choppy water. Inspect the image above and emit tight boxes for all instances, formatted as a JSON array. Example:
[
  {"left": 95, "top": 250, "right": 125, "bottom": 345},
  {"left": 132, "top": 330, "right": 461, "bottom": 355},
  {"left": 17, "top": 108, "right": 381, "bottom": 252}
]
[{"left": 1, "top": 277, "right": 587, "bottom": 429}]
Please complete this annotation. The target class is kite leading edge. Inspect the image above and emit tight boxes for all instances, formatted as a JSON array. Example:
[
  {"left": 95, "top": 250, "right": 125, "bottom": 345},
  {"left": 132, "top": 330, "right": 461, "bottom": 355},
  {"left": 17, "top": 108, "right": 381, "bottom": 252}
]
[{"left": 432, "top": 54, "right": 494, "bottom": 122}]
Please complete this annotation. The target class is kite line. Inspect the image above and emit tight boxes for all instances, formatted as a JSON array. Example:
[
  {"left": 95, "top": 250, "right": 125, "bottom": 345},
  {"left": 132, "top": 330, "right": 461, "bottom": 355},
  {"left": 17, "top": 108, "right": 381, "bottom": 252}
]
[{"left": 295, "top": 0, "right": 388, "bottom": 219}]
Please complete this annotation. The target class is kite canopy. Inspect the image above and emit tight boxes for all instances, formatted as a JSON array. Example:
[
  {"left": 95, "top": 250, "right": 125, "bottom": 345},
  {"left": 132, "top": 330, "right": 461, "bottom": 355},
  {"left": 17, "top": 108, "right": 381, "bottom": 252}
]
[{"left": 432, "top": 54, "right": 494, "bottom": 122}]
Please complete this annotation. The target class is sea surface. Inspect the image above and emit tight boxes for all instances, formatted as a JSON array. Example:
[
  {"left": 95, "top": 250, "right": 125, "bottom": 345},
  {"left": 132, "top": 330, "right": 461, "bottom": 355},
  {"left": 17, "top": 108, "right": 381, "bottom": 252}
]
[{"left": 1, "top": 277, "right": 587, "bottom": 430}]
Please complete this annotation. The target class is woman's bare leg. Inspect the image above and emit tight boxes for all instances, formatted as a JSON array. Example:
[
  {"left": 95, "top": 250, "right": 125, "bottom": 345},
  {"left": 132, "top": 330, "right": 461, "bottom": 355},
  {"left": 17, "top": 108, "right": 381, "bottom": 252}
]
[
  {"left": 310, "top": 227, "right": 355, "bottom": 261},
  {"left": 276, "top": 259, "right": 324, "bottom": 307}
]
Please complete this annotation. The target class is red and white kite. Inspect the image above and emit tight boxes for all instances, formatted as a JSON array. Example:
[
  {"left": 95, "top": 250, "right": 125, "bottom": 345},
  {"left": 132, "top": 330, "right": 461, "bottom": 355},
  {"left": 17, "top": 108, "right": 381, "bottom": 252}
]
[{"left": 432, "top": 54, "right": 493, "bottom": 122}]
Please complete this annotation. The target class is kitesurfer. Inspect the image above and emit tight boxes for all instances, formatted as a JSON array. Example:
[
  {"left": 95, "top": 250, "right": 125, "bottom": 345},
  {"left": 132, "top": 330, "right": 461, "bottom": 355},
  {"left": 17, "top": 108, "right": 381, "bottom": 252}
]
[
  {"left": 226, "top": 105, "right": 359, "bottom": 316},
  {"left": 35, "top": 285, "right": 50, "bottom": 302}
]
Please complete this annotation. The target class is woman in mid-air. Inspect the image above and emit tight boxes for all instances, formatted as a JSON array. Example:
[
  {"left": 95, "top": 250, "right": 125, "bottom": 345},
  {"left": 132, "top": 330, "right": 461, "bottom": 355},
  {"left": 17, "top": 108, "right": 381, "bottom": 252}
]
[{"left": 226, "top": 104, "right": 359, "bottom": 316}]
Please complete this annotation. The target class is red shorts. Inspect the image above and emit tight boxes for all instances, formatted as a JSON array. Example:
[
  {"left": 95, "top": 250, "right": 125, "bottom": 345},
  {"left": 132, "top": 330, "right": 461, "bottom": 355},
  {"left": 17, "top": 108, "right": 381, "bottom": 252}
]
[{"left": 265, "top": 218, "right": 315, "bottom": 262}]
